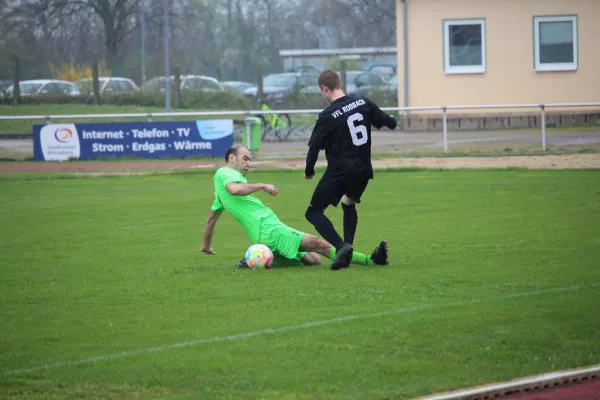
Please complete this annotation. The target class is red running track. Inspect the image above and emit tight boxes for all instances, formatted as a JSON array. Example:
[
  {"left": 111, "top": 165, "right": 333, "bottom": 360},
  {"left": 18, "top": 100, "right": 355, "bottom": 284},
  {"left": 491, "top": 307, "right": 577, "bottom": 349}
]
[
  {"left": 0, "top": 161, "right": 216, "bottom": 171},
  {"left": 500, "top": 378, "right": 599, "bottom": 400}
]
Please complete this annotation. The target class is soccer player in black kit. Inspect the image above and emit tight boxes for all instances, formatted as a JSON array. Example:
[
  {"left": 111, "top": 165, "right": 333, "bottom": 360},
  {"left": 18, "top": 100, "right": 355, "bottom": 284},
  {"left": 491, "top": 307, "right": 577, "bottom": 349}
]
[{"left": 304, "top": 69, "right": 398, "bottom": 270}]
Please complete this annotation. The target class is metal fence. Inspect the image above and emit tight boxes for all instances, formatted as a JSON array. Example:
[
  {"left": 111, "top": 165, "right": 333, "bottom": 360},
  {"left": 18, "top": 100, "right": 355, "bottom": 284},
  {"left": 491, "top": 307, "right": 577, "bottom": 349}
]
[{"left": 2, "top": 102, "right": 600, "bottom": 154}]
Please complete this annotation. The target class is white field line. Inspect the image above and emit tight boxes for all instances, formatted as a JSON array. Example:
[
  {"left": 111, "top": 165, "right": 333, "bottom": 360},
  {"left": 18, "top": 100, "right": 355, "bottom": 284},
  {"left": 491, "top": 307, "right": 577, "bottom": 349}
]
[
  {"left": 3, "top": 282, "right": 599, "bottom": 376},
  {"left": 416, "top": 364, "right": 600, "bottom": 400}
]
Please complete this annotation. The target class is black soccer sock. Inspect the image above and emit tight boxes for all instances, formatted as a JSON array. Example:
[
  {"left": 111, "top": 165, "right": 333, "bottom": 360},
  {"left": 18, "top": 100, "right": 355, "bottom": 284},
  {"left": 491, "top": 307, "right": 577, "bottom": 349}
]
[
  {"left": 342, "top": 203, "right": 358, "bottom": 245},
  {"left": 305, "top": 206, "right": 345, "bottom": 250}
]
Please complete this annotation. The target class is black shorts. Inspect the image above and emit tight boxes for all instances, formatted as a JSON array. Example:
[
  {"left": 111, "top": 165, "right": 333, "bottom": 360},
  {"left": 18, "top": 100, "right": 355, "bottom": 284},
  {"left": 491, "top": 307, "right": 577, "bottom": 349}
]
[{"left": 309, "top": 167, "right": 371, "bottom": 209}]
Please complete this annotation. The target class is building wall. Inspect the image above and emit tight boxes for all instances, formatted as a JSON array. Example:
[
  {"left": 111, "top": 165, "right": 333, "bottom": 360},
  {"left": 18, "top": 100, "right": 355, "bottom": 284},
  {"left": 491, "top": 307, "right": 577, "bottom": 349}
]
[{"left": 396, "top": 0, "right": 600, "bottom": 113}]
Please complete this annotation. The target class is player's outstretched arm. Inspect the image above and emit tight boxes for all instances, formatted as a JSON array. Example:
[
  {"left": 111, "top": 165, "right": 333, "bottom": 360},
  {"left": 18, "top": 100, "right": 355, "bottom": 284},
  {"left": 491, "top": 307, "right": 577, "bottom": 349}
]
[
  {"left": 201, "top": 209, "right": 222, "bottom": 255},
  {"left": 226, "top": 182, "right": 278, "bottom": 196},
  {"left": 304, "top": 145, "right": 319, "bottom": 179},
  {"left": 368, "top": 99, "right": 397, "bottom": 130},
  {"left": 305, "top": 115, "right": 327, "bottom": 179}
]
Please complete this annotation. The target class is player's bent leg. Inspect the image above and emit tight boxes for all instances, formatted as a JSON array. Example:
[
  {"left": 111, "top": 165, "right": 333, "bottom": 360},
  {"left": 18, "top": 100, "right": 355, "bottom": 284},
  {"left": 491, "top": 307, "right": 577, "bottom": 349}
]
[
  {"left": 301, "top": 252, "right": 322, "bottom": 265},
  {"left": 271, "top": 252, "right": 305, "bottom": 267},
  {"left": 341, "top": 171, "right": 368, "bottom": 246},
  {"left": 304, "top": 202, "right": 353, "bottom": 270},
  {"left": 327, "top": 246, "right": 383, "bottom": 266},
  {"left": 268, "top": 222, "right": 318, "bottom": 266},
  {"left": 271, "top": 251, "right": 321, "bottom": 267},
  {"left": 298, "top": 234, "right": 388, "bottom": 269},
  {"left": 298, "top": 233, "right": 352, "bottom": 271},
  {"left": 235, "top": 244, "right": 384, "bottom": 269},
  {"left": 341, "top": 195, "right": 358, "bottom": 246},
  {"left": 304, "top": 205, "right": 345, "bottom": 250},
  {"left": 299, "top": 233, "right": 333, "bottom": 258}
]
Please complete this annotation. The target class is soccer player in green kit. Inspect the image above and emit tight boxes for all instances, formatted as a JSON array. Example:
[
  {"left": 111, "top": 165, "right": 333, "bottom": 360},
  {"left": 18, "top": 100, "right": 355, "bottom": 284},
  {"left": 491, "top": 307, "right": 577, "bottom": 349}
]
[{"left": 201, "top": 145, "right": 388, "bottom": 270}]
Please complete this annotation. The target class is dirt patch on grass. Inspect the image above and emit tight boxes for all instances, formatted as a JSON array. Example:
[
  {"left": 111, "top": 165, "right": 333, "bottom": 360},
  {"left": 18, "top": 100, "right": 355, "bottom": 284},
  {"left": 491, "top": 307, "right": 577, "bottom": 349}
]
[
  {"left": 369, "top": 154, "right": 600, "bottom": 170},
  {"left": 1, "top": 154, "right": 599, "bottom": 177},
  {"left": 255, "top": 154, "right": 600, "bottom": 170}
]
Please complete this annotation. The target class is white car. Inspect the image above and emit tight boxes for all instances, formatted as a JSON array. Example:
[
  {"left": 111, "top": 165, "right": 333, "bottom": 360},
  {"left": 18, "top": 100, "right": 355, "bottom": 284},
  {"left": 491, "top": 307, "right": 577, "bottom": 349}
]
[
  {"left": 76, "top": 77, "right": 139, "bottom": 96},
  {"left": 7, "top": 79, "right": 81, "bottom": 97},
  {"left": 142, "top": 75, "right": 222, "bottom": 92}
]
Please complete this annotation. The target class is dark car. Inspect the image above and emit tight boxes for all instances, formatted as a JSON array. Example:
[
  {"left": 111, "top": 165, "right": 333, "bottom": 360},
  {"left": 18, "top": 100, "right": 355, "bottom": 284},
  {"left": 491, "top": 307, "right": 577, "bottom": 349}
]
[{"left": 243, "top": 72, "right": 318, "bottom": 104}]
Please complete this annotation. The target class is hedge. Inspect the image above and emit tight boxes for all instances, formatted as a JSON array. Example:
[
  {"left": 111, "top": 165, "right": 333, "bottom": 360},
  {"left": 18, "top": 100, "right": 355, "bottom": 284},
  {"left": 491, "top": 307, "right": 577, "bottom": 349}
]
[{"left": 1, "top": 88, "right": 399, "bottom": 110}]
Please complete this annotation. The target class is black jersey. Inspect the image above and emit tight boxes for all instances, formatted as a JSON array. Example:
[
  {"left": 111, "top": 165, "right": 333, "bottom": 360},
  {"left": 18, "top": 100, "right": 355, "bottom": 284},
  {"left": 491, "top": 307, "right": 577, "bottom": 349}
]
[{"left": 305, "top": 94, "right": 397, "bottom": 178}]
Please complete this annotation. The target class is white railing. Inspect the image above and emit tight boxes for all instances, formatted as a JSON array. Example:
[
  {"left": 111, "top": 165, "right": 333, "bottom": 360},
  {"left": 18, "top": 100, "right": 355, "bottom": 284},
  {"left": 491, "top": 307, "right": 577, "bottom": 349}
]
[{"left": 1, "top": 102, "right": 599, "bottom": 152}]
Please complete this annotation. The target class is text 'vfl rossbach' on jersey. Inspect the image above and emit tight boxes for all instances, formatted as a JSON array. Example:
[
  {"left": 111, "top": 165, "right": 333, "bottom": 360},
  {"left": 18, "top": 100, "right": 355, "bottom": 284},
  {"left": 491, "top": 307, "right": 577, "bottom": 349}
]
[{"left": 305, "top": 94, "right": 397, "bottom": 177}]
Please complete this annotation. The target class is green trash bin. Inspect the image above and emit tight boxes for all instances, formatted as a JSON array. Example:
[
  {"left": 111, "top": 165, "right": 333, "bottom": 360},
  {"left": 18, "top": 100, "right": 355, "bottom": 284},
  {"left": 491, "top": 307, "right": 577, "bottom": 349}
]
[{"left": 241, "top": 117, "right": 262, "bottom": 152}]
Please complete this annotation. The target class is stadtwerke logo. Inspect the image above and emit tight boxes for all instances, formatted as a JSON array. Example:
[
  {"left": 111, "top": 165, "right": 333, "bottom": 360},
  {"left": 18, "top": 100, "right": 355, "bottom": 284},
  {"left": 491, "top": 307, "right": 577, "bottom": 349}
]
[
  {"left": 54, "top": 127, "right": 73, "bottom": 143},
  {"left": 39, "top": 123, "right": 80, "bottom": 161}
]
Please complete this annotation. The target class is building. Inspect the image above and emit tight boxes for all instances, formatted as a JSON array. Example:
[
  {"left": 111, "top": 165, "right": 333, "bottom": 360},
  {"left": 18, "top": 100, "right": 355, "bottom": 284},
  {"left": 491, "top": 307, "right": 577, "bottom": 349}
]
[{"left": 395, "top": 0, "right": 600, "bottom": 114}]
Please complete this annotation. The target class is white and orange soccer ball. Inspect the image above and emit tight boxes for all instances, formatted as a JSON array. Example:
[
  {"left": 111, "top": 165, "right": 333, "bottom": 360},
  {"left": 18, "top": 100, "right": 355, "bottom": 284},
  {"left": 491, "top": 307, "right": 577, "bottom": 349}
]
[{"left": 245, "top": 244, "right": 274, "bottom": 269}]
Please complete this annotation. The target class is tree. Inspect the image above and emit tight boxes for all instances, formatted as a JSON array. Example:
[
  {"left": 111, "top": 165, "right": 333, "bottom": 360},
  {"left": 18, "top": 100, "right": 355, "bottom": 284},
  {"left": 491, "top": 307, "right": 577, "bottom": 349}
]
[
  {"left": 82, "top": 0, "right": 142, "bottom": 73},
  {"left": 0, "top": 0, "right": 398, "bottom": 83},
  {"left": 2, "top": 0, "right": 167, "bottom": 75}
]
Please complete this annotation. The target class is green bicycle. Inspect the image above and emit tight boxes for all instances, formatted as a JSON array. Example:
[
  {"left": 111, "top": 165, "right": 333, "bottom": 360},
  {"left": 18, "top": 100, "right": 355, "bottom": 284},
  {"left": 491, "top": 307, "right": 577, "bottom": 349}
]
[{"left": 257, "top": 103, "right": 292, "bottom": 141}]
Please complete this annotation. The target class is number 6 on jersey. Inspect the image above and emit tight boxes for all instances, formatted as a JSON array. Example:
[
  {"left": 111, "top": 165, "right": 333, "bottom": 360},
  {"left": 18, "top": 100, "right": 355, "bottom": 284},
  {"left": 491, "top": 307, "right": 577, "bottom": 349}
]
[{"left": 347, "top": 112, "right": 368, "bottom": 146}]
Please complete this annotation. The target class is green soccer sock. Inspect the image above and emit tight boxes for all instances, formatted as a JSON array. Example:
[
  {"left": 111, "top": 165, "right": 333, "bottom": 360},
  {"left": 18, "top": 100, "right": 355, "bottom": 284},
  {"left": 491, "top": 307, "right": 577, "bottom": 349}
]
[{"left": 328, "top": 248, "right": 373, "bottom": 266}]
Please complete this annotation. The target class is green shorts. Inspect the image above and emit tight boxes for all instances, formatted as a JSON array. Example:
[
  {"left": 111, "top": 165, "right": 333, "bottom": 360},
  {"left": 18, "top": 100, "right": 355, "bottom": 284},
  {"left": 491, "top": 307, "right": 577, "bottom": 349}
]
[{"left": 259, "top": 215, "right": 307, "bottom": 266}]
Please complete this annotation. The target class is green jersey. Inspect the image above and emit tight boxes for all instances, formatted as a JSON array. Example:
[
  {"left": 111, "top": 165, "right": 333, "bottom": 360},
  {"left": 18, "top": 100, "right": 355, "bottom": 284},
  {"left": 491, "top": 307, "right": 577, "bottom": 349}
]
[{"left": 211, "top": 166, "right": 277, "bottom": 243}]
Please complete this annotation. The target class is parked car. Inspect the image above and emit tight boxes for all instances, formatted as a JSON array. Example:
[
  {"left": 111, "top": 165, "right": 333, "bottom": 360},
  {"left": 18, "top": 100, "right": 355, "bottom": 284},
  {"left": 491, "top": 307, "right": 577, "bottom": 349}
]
[
  {"left": 76, "top": 77, "right": 139, "bottom": 96},
  {"left": 142, "top": 75, "right": 222, "bottom": 92},
  {"left": 220, "top": 81, "right": 254, "bottom": 95},
  {"left": 243, "top": 72, "right": 319, "bottom": 104},
  {"left": 364, "top": 63, "right": 397, "bottom": 80},
  {"left": 300, "top": 71, "right": 389, "bottom": 96},
  {"left": 6, "top": 79, "right": 81, "bottom": 97},
  {"left": 284, "top": 65, "right": 320, "bottom": 73}
]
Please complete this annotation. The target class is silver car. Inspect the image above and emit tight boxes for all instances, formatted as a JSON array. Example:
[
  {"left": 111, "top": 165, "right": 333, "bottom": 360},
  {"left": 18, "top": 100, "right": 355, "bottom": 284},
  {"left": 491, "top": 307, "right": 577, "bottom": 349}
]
[
  {"left": 76, "top": 77, "right": 139, "bottom": 96},
  {"left": 6, "top": 79, "right": 81, "bottom": 97},
  {"left": 142, "top": 75, "right": 222, "bottom": 92}
]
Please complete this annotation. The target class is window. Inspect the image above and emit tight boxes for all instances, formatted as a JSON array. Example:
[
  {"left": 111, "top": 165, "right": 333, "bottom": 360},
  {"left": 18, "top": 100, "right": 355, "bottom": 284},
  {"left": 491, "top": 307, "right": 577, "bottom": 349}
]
[
  {"left": 198, "top": 78, "right": 220, "bottom": 90},
  {"left": 57, "top": 83, "right": 73, "bottom": 94},
  {"left": 533, "top": 15, "right": 578, "bottom": 71},
  {"left": 355, "top": 74, "right": 370, "bottom": 87},
  {"left": 443, "top": 19, "right": 486, "bottom": 74},
  {"left": 182, "top": 78, "right": 196, "bottom": 89},
  {"left": 118, "top": 80, "right": 135, "bottom": 91},
  {"left": 20, "top": 82, "right": 44, "bottom": 95},
  {"left": 43, "top": 83, "right": 62, "bottom": 94},
  {"left": 355, "top": 73, "right": 386, "bottom": 87},
  {"left": 108, "top": 80, "right": 121, "bottom": 92},
  {"left": 369, "top": 74, "right": 385, "bottom": 85}
]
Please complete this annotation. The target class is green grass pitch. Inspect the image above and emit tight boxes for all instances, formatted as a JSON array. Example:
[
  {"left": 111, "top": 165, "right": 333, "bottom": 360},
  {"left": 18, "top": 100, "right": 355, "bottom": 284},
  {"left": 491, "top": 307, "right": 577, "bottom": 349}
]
[{"left": 1, "top": 168, "right": 599, "bottom": 399}]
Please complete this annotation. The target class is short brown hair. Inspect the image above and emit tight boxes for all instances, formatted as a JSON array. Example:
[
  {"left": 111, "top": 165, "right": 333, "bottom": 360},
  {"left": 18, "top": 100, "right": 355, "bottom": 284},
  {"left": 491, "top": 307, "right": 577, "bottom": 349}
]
[
  {"left": 224, "top": 144, "right": 248, "bottom": 162},
  {"left": 318, "top": 69, "right": 341, "bottom": 91}
]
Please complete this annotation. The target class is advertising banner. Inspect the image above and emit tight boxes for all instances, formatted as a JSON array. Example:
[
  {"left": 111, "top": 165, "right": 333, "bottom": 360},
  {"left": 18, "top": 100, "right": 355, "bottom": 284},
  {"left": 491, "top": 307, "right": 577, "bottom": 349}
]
[{"left": 33, "top": 120, "right": 234, "bottom": 161}]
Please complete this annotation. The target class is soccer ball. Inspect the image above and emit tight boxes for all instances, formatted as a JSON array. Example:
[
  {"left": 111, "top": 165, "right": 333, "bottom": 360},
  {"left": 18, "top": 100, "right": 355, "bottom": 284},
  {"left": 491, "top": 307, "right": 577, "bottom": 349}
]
[{"left": 245, "top": 244, "right": 274, "bottom": 269}]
